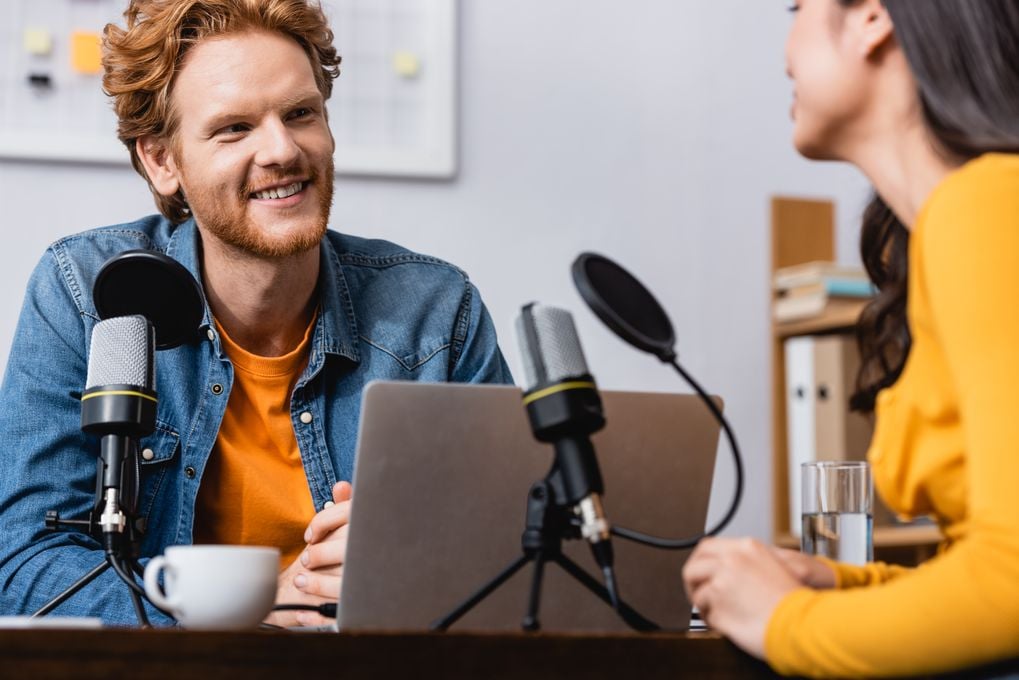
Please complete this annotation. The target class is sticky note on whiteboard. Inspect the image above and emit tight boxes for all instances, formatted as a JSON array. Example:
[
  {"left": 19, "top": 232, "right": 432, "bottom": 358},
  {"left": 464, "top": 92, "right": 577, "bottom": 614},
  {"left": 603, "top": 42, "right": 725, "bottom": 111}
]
[
  {"left": 392, "top": 51, "right": 421, "bottom": 78},
  {"left": 23, "top": 28, "right": 53, "bottom": 56},
  {"left": 70, "top": 31, "right": 103, "bottom": 75}
]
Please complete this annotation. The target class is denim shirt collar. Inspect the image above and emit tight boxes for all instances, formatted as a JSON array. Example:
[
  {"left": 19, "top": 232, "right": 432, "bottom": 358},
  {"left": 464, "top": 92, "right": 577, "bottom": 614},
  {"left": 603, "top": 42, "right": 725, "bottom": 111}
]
[{"left": 163, "top": 218, "right": 361, "bottom": 364}]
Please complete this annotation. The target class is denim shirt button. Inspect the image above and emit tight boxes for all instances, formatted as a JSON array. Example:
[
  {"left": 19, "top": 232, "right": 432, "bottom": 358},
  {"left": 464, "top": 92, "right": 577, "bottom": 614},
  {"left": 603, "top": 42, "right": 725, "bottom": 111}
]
[
  {"left": 211, "top": 383, "right": 224, "bottom": 395},
  {"left": 141, "top": 448, "right": 154, "bottom": 461},
  {"left": 300, "top": 411, "right": 313, "bottom": 424},
  {"left": 184, "top": 466, "right": 196, "bottom": 479},
  {"left": 206, "top": 329, "right": 216, "bottom": 342},
  {"left": 323, "top": 501, "right": 335, "bottom": 509}
]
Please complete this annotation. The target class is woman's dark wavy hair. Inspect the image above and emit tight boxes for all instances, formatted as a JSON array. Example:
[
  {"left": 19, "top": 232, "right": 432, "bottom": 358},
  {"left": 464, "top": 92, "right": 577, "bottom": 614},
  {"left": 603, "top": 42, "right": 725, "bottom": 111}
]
[{"left": 844, "top": 0, "right": 1019, "bottom": 412}]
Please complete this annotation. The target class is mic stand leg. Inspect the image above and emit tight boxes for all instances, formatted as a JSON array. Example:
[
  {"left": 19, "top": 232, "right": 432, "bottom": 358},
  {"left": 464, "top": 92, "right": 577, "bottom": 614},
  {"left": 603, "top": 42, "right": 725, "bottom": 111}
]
[
  {"left": 431, "top": 476, "right": 660, "bottom": 632},
  {"left": 32, "top": 542, "right": 152, "bottom": 625},
  {"left": 33, "top": 437, "right": 155, "bottom": 626},
  {"left": 32, "top": 560, "right": 111, "bottom": 618},
  {"left": 521, "top": 549, "right": 547, "bottom": 632},
  {"left": 554, "top": 553, "right": 658, "bottom": 632},
  {"left": 122, "top": 563, "right": 150, "bottom": 627},
  {"left": 430, "top": 555, "right": 531, "bottom": 630},
  {"left": 106, "top": 549, "right": 150, "bottom": 627}
]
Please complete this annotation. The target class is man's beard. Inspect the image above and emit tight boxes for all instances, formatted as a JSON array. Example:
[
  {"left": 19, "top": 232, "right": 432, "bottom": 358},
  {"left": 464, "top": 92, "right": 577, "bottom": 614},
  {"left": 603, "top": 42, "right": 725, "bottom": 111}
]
[{"left": 183, "top": 161, "right": 334, "bottom": 259}]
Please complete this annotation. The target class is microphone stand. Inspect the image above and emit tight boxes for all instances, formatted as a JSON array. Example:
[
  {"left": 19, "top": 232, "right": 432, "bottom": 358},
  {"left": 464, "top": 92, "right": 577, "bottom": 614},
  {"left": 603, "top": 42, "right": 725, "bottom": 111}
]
[
  {"left": 30, "top": 250, "right": 206, "bottom": 626},
  {"left": 431, "top": 466, "right": 659, "bottom": 633},
  {"left": 33, "top": 433, "right": 153, "bottom": 626}
]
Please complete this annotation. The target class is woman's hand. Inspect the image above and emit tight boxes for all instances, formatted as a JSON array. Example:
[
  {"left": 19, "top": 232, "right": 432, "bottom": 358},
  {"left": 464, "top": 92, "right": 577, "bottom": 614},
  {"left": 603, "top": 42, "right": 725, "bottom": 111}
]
[
  {"left": 770, "top": 546, "right": 836, "bottom": 589},
  {"left": 682, "top": 537, "right": 803, "bottom": 658}
]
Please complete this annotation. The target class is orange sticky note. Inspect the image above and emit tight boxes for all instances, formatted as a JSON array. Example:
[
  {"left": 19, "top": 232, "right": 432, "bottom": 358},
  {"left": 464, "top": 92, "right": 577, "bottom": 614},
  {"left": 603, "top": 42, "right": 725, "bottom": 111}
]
[{"left": 70, "top": 31, "right": 103, "bottom": 75}]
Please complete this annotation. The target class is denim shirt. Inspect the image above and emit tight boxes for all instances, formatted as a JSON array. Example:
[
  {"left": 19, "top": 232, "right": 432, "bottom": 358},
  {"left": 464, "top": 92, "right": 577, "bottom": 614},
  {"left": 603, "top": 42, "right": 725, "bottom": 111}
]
[{"left": 0, "top": 215, "right": 512, "bottom": 625}]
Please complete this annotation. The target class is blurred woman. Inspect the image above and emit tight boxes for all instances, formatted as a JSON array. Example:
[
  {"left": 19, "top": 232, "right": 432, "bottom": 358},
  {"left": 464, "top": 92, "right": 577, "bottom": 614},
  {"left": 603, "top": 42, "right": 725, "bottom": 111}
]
[{"left": 682, "top": 0, "right": 1019, "bottom": 676}]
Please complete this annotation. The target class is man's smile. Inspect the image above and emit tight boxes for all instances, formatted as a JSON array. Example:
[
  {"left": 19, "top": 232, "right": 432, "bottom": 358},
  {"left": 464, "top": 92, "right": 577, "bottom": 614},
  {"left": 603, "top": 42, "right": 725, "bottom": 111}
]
[{"left": 248, "top": 180, "right": 311, "bottom": 206}]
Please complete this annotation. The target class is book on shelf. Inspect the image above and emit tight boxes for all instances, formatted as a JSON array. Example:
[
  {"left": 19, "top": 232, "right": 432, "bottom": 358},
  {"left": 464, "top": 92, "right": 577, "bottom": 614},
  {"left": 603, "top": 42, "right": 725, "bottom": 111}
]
[
  {"left": 773, "top": 289, "right": 872, "bottom": 323},
  {"left": 773, "top": 260, "right": 871, "bottom": 292},
  {"left": 773, "top": 260, "right": 874, "bottom": 323}
]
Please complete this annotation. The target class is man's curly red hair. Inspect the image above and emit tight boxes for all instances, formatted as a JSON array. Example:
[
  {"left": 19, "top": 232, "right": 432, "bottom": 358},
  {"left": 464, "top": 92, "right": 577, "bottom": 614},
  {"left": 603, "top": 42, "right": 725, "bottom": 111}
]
[{"left": 103, "top": 0, "right": 341, "bottom": 223}]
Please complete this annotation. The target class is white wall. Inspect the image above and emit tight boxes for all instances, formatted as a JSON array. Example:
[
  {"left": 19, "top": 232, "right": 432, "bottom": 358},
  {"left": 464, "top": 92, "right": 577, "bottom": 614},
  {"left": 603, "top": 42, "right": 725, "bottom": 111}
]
[{"left": 0, "top": 1, "right": 872, "bottom": 539}]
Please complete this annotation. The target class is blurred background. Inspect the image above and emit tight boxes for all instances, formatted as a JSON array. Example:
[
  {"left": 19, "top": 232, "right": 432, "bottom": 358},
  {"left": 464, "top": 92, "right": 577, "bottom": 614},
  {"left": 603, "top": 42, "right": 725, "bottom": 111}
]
[{"left": 0, "top": 0, "right": 874, "bottom": 541}]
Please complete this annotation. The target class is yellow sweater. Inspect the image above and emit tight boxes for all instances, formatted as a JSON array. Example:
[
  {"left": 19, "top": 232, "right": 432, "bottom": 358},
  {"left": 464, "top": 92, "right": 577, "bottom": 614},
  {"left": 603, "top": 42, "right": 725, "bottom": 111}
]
[{"left": 765, "top": 154, "right": 1019, "bottom": 677}]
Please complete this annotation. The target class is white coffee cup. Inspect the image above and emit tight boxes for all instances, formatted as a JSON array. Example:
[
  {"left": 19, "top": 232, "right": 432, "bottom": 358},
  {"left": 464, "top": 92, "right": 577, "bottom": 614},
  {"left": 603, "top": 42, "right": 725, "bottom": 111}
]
[{"left": 143, "top": 545, "right": 279, "bottom": 630}]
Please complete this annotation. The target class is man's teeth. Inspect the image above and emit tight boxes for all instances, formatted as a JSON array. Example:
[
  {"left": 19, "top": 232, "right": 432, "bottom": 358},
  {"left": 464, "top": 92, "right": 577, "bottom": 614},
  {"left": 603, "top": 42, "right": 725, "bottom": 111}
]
[{"left": 253, "top": 181, "right": 304, "bottom": 200}]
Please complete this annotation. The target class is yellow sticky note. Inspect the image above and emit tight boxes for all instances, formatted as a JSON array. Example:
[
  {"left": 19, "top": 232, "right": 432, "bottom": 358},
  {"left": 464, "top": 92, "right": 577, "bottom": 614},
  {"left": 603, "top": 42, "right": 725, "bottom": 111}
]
[
  {"left": 392, "top": 51, "right": 421, "bottom": 78},
  {"left": 23, "top": 28, "right": 53, "bottom": 56},
  {"left": 70, "top": 31, "right": 103, "bottom": 75}
]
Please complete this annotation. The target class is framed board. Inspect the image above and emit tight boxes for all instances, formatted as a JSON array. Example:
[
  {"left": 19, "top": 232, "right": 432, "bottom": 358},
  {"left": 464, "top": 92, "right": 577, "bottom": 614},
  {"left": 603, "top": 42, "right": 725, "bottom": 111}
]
[{"left": 0, "top": 0, "right": 457, "bottom": 178}]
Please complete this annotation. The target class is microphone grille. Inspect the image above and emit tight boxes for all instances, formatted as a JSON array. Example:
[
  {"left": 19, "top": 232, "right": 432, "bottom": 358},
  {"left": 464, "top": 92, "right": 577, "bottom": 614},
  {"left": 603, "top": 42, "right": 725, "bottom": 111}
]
[
  {"left": 515, "top": 304, "right": 590, "bottom": 391},
  {"left": 86, "top": 316, "right": 155, "bottom": 390}
]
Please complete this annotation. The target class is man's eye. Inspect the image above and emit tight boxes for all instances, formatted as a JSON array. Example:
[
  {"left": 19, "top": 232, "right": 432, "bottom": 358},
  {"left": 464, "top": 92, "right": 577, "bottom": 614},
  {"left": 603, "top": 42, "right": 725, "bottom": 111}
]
[
  {"left": 290, "top": 108, "right": 312, "bottom": 119},
  {"left": 219, "top": 123, "right": 248, "bottom": 135}
]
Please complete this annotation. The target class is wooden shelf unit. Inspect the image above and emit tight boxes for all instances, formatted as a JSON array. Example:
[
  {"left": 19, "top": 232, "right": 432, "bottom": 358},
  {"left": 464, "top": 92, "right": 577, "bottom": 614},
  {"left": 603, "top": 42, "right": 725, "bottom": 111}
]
[
  {"left": 769, "top": 197, "right": 939, "bottom": 566},
  {"left": 774, "top": 524, "right": 942, "bottom": 550}
]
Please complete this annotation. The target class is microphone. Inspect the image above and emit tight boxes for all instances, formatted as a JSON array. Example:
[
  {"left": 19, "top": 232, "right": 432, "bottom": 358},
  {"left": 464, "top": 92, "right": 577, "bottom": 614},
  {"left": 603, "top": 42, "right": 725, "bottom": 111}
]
[
  {"left": 33, "top": 253, "right": 198, "bottom": 625},
  {"left": 81, "top": 315, "right": 157, "bottom": 537},
  {"left": 514, "top": 303, "right": 615, "bottom": 575}
]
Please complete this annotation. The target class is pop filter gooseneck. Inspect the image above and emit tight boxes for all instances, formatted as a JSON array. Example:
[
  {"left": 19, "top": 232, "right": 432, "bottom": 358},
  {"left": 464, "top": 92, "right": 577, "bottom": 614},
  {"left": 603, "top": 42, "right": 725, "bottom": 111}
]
[
  {"left": 93, "top": 250, "right": 206, "bottom": 349},
  {"left": 571, "top": 252, "right": 744, "bottom": 549}
]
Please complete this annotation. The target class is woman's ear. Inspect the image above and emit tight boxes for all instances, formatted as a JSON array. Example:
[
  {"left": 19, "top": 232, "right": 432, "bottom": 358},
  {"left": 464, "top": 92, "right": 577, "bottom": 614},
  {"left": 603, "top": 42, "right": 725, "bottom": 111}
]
[
  {"left": 136, "top": 135, "right": 181, "bottom": 197},
  {"left": 853, "top": 0, "right": 896, "bottom": 58}
]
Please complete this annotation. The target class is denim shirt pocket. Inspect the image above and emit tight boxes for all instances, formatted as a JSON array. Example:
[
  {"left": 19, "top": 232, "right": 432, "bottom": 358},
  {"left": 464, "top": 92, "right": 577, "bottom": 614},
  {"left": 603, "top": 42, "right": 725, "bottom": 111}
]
[
  {"left": 136, "top": 421, "right": 180, "bottom": 522},
  {"left": 362, "top": 336, "right": 450, "bottom": 373}
]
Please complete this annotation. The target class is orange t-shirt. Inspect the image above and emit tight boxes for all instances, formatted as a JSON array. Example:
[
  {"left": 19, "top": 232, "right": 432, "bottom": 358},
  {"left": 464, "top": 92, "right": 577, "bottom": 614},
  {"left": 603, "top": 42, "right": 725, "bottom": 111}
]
[{"left": 194, "top": 316, "right": 317, "bottom": 568}]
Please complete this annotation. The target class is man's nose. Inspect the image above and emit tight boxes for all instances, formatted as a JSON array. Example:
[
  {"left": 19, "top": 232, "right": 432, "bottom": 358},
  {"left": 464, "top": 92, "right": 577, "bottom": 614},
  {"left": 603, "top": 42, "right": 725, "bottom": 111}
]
[{"left": 254, "top": 119, "right": 301, "bottom": 167}]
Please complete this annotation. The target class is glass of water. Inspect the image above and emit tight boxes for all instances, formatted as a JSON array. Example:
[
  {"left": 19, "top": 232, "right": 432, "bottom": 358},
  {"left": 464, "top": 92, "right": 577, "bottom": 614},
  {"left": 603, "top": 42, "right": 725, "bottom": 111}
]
[{"left": 801, "top": 461, "right": 873, "bottom": 565}]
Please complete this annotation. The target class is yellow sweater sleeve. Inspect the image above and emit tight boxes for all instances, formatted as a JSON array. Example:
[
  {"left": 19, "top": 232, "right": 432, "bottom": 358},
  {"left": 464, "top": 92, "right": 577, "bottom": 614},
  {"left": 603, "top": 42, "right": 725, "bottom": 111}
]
[
  {"left": 820, "top": 557, "right": 911, "bottom": 589},
  {"left": 765, "top": 159, "right": 1019, "bottom": 678}
]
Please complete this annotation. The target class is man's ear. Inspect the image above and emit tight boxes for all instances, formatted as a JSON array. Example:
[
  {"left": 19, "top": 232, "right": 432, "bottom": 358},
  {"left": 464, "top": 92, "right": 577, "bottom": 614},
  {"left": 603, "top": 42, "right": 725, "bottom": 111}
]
[
  {"left": 136, "top": 135, "right": 181, "bottom": 197},
  {"left": 852, "top": 0, "right": 896, "bottom": 59}
]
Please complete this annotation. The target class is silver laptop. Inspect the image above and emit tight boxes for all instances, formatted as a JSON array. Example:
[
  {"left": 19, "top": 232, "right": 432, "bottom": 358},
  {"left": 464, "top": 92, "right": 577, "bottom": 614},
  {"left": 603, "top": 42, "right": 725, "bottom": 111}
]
[{"left": 338, "top": 381, "right": 721, "bottom": 633}]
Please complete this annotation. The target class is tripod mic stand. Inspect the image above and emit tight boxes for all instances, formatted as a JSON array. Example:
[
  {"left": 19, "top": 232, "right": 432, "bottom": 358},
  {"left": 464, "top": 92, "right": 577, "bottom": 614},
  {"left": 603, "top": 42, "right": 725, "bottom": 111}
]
[
  {"left": 431, "top": 468, "right": 659, "bottom": 632},
  {"left": 33, "top": 431, "right": 153, "bottom": 626}
]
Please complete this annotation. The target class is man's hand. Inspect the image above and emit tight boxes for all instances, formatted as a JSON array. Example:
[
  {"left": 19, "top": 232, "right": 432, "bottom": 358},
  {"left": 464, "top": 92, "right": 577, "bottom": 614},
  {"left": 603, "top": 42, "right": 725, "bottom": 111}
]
[
  {"left": 265, "top": 481, "right": 352, "bottom": 627},
  {"left": 682, "top": 537, "right": 802, "bottom": 659}
]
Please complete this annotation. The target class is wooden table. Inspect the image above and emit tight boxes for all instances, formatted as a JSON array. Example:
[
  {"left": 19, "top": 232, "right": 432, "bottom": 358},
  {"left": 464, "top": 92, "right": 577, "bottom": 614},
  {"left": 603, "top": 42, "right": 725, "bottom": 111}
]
[{"left": 0, "top": 628, "right": 777, "bottom": 679}]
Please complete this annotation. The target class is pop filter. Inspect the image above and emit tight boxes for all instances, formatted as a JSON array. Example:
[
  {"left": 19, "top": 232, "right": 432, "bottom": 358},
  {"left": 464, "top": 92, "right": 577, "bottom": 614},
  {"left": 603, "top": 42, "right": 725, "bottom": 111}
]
[
  {"left": 571, "top": 251, "right": 745, "bottom": 549},
  {"left": 93, "top": 250, "right": 206, "bottom": 350},
  {"left": 571, "top": 252, "right": 677, "bottom": 362}
]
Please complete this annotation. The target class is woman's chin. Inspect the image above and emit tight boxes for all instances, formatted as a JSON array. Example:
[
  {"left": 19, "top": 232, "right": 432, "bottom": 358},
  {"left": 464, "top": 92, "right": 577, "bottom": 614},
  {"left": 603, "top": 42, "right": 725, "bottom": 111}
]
[{"left": 793, "top": 130, "right": 840, "bottom": 162}]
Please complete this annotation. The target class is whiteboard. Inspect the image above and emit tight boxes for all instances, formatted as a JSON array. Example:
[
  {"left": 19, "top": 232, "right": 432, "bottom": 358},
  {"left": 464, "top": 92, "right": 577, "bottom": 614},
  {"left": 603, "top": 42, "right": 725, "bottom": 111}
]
[{"left": 0, "top": 0, "right": 458, "bottom": 178}]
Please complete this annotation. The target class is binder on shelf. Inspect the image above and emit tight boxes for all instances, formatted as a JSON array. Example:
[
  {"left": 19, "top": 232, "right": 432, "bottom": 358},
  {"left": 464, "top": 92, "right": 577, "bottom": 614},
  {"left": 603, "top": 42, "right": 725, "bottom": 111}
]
[
  {"left": 785, "top": 336, "right": 816, "bottom": 538},
  {"left": 784, "top": 334, "right": 874, "bottom": 537},
  {"left": 814, "top": 335, "right": 872, "bottom": 462}
]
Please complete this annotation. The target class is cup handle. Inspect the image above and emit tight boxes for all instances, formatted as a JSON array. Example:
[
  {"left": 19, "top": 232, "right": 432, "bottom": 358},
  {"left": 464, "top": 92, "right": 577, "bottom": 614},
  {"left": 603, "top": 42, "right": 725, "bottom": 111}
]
[{"left": 143, "top": 556, "right": 178, "bottom": 613}]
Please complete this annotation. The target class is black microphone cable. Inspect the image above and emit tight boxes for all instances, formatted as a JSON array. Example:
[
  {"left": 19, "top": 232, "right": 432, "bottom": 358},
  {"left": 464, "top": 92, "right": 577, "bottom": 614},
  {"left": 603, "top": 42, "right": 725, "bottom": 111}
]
[
  {"left": 610, "top": 358, "right": 744, "bottom": 550},
  {"left": 272, "top": 602, "right": 338, "bottom": 617}
]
